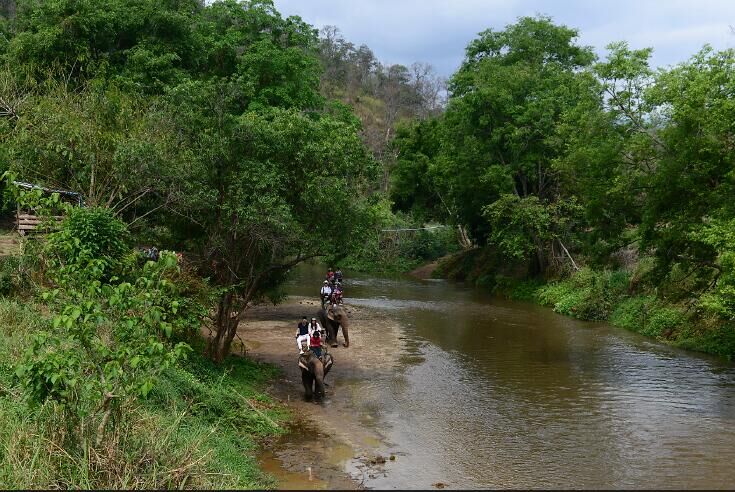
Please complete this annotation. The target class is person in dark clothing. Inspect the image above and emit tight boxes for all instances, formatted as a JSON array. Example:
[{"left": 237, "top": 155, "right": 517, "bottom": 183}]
[{"left": 295, "top": 316, "right": 310, "bottom": 354}]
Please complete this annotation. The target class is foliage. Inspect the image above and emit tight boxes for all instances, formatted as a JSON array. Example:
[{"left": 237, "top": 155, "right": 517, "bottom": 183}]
[
  {"left": 336, "top": 195, "right": 458, "bottom": 274},
  {"left": 10, "top": 202, "right": 205, "bottom": 474},
  {"left": 1, "top": 0, "right": 382, "bottom": 361},
  {"left": 0, "top": 298, "right": 284, "bottom": 488},
  {"left": 536, "top": 268, "right": 631, "bottom": 320},
  {"left": 45, "top": 206, "right": 130, "bottom": 272},
  {"left": 393, "top": 17, "right": 735, "bottom": 354},
  {"left": 689, "top": 218, "right": 735, "bottom": 320},
  {"left": 162, "top": 95, "right": 378, "bottom": 359},
  {"left": 483, "top": 194, "right": 583, "bottom": 269}
]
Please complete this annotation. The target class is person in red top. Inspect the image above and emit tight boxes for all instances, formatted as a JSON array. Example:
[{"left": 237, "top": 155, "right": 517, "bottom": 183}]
[
  {"left": 309, "top": 328, "right": 324, "bottom": 358},
  {"left": 326, "top": 267, "right": 335, "bottom": 285}
]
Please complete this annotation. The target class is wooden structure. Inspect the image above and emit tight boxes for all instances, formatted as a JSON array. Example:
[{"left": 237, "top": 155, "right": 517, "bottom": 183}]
[{"left": 13, "top": 181, "right": 83, "bottom": 235}]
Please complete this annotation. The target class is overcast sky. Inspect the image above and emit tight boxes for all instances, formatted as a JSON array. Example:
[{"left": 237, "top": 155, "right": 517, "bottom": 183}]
[{"left": 273, "top": 0, "right": 735, "bottom": 77}]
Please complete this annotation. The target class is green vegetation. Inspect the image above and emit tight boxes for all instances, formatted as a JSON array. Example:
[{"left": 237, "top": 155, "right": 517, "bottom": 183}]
[
  {"left": 0, "top": 195, "right": 286, "bottom": 488},
  {"left": 395, "top": 16, "right": 735, "bottom": 359},
  {"left": 1, "top": 0, "right": 735, "bottom": 486}
]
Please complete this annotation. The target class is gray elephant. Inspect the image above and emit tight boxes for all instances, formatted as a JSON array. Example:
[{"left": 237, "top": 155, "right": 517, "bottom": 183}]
[
  {"left": 316, "top": 304, "right": 350, "bottom": 348},
  {"left": 298, "top": 351, "right": 334, "bottom": 400}
]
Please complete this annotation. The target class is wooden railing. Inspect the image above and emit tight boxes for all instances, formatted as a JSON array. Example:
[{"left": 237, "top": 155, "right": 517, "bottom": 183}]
[{"left": 17, "top": 213, "right": 64, "bottom": 235}]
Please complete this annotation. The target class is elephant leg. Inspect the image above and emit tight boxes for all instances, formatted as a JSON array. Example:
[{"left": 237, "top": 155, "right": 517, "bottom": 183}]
[
  {"left": 331, "top": 321, "right": 340, "bottom": 347},
  {"left": 322, "top": 354, "right": 334, "bottom": 378},
  {"left": 301, "top": 369, "right": 314, "bottom": 401},
  {"left": 341, "top": 323, "right": 349, "bottom": 347}
]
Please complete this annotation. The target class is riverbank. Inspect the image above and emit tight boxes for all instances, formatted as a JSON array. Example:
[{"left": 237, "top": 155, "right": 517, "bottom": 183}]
[
  {"left": 433, "top": 250, "right": 735, "bottom": 360},
  {"left": 239, "top": 296, "right": 408, "bottom": 489}
]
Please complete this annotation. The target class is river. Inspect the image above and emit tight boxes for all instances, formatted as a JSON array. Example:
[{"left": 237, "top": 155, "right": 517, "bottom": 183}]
[{"left": 279, "top": 263, "right": 735, "bottom": 489}]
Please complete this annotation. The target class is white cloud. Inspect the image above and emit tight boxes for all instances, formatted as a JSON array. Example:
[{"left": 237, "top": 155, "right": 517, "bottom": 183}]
[{"left": 273, "top": 0, "right": 735, "bottom": 76}]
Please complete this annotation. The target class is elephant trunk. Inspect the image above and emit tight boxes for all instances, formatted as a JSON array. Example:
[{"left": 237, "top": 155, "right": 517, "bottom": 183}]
[{"left": 312, "top": 357, "right": 325, "bottom": 398}]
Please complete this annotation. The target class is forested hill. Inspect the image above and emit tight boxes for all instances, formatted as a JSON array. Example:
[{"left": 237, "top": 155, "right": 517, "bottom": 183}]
[{"left": 315, "top": 25, "right": 445, "bottom": 190}]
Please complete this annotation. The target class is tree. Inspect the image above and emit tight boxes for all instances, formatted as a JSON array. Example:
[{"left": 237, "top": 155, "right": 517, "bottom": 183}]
[
  {"left": 164, "top": 87, "right": 375, "bottom": 360},
  {"left": 393, "top": 16, "right": 596, "bottom": 268},
  {"left": 3, "top": 79, "right": 185, "bottom": 219},
  {"left": 551, "top": 42, "right": 655, "bottom": 263},
  {"left": 640, "top": 46, "right": 735, "bottom": 285},
  {"left": 7, "top": 0, "right": 204, "bottom": 91}
]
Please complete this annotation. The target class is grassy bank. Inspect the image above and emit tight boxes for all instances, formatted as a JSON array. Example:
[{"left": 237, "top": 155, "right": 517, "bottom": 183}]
[
  {"left": 0, "top": 297, "right": 287, "bottom": 489},
  {"left": 435, "top": 250, "right": 735, "bottom": 360}
]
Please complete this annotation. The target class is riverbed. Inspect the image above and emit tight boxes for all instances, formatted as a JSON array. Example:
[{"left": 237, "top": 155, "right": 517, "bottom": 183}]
[{"left": 244, "top": 263, "right": 735, "bottom": 489}]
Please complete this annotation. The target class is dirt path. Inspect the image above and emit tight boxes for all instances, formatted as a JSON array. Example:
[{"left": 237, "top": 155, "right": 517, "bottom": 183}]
[
  {"left": 408, "top": 260, "right": 440, "bottom": 280},
  {"left": 239, "top": 296, "right": 407, "bottom": 489}
]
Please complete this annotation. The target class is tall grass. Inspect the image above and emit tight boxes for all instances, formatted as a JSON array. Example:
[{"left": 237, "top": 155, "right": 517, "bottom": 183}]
[{"left": 0, "top": 299, "right": 286, "bottom": 489}]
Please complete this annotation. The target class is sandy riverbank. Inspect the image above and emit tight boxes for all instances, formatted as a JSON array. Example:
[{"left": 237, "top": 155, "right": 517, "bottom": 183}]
[{"left": 239, "top": 296, "right": 408, "bottom": 489}]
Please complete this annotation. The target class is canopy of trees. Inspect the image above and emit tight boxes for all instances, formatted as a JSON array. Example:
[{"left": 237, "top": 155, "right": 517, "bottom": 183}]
[
  {"left": 392, "top": 16, "right": 735, "bottom": 321},
  {"left": 0, "top": 0, "right": 381, "bottom": 361}
]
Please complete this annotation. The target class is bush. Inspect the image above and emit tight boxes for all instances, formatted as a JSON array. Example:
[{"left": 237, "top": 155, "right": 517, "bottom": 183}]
[
  {"left": 0, "top": 217, "right": 280, "bottom": 488},
  {"left": 11, "top": 206, "right": 207, "bottom": 486},
  {"left": 497, "top": 277, "right": 545, "bottom": 301},
  {"left": 537, "top": 268, "right": 632, "bottom": 321},
  {"left": 674, "top": 323, "right": 735, "bottom": 359},
  {"left": 46, "top": 206, "right": 130, "bottom": 274},
  {"left": 610, "top": 296, "right": 653, "bottom": 331}
]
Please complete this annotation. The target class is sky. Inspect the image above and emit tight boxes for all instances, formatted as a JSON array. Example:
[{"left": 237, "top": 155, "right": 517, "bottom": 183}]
[{"left": 272, "top": 0, "right": 735, "bottom": 78}]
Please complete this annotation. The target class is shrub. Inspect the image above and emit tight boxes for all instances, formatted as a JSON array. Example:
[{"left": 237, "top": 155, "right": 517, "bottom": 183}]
[
  {"left": 537, "top": 268, "right": 632, "bottom": 321},
  {"left": 0, "top": 256, "right": 18, "bottom": 296},
  {"left": 674, "top": 323, "right": 735, "bottom": 359},
  {"left": 45, "top": 206, "right": 130, "bottom": 274},
  {"left": 640, "top": 305, "right": 685, "bottom": 338},
  {"left": 13, "top": 206, "right": 204, "bottom": 470},
  {"left": 610, "top": 296, "right": 654, "bottom": 331}
]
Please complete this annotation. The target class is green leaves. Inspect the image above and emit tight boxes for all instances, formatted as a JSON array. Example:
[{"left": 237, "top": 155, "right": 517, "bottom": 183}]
[
  {"left": 15, "top": 208, "right": 203, "bottom": 449},
  {"left": 394, "top": 16, "right": 596, "bottom": 255}
]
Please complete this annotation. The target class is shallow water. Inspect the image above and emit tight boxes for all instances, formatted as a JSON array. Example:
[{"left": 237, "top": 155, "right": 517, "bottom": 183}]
[{"left": 281, "top": 264, "right": 735, "bottom": 489}]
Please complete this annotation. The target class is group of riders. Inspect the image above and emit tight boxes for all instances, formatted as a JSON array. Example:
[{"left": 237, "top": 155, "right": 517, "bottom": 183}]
[
  {"left": 320, "top": 266, "right": 344, "bottom": 308},
  {"left": 295, "top": 267, "right": 345, "bottom": 357}
]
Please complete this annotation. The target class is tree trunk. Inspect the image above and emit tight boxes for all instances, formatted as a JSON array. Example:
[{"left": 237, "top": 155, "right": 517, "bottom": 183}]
[
  {"left": 457, "top": 224, "right": 473, "bottom": 250},
  {"left": 210, "top": 292, "right": 239, "bottom": 363}
]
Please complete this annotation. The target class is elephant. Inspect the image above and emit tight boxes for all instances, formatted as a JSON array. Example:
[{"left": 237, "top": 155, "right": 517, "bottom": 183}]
[
  {"left": 298, "top": 351, "right": 334, "bottom": 400},
  {"left": 317, "top": 304, "right": 350, "bottom": 348}
]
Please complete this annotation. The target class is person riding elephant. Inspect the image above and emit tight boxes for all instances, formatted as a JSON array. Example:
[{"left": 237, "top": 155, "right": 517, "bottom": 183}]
[
  {"left": 298, "top": 349, "right": 334, "bottom": 401},
  {"left": 316, "top": 303, "right": 349, "bottom": 348}
]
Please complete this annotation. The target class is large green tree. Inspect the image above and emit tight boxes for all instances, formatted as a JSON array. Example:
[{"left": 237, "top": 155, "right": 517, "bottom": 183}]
[
  {"left": 163, "top": 80, "right": 376, "bottom": 360},
  {"left": 393, "top": 16, "right": 597, "bottom": 272},
  {"left": 1, "top": 0, "right": 378, "bottom": 361}
]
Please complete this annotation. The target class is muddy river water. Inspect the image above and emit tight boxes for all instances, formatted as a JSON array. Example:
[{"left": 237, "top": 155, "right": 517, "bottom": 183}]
[{"left": 267, "top": 263, "right": 735, "bottom": 489}]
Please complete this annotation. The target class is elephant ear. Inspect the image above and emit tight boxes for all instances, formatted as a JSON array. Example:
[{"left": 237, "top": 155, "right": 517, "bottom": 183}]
[{"left": 327, "top": 307, "right": 335, "bottom": 321}]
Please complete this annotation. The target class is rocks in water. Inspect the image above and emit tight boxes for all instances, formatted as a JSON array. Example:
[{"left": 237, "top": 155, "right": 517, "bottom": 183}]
[
  {"left": 368, "top": 454, "right": 386, "bottom": 465},
  {"left": 433, "top": 482, "right": 447, "bottom": 489}
]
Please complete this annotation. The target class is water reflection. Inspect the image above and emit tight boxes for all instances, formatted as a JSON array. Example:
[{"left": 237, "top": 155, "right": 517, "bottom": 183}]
[{"left": 286, "top": 263, "right": 735, "bottom": 489}]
